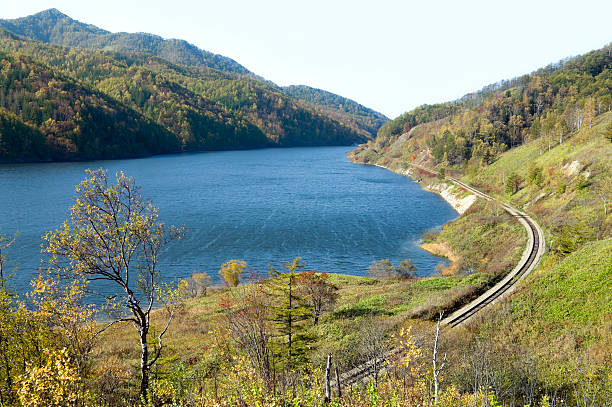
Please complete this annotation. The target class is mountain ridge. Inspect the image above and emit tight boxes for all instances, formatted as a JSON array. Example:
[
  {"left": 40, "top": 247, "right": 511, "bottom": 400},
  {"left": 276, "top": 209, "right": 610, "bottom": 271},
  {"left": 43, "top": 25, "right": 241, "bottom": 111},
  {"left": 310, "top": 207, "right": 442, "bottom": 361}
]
[
  {"left": 0, "top": 9, "right": 390, "bottom": 162},
  {"left": 0, "top": 8, "right": 252, "bottom": 75}
]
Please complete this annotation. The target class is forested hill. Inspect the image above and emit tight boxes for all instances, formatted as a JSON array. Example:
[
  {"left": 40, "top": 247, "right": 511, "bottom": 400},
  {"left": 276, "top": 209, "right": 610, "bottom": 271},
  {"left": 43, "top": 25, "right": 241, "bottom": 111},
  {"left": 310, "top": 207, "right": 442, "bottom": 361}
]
[
  {"left": 283, "top": 85, "right": 389, "bottom": 137},
  {"left": 0, "top": 10, "right": 389, "bottom": 162},
  {"left": 0, "top": 50, "right": 181, "bottom": 161},
  {"left": 0, "top": 8, "right": 251, "bottom": 75},
  {"left": 352, "top": 43, "right": 611, "bottom": 167}
]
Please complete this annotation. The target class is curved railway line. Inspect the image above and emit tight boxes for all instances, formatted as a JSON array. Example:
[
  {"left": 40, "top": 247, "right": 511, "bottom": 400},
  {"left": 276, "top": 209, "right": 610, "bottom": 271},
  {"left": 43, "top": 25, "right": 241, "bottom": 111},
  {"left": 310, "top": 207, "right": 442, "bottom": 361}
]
[
  {"left": 336, "top": 163, "right": 546, "bottom": 387},
  {"left": 441, "top": 179, "right": 545, "bottom": 327}
]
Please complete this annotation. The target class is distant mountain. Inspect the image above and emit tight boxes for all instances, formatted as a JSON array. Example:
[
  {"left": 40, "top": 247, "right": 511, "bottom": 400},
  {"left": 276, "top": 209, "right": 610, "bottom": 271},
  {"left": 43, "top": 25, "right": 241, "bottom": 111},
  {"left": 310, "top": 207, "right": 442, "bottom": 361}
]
[
  {"left": 0, "top": 9, "right": 391, "bottom": 162},
  {"left": 283, "top": 85, "right": 389, "bottom": 137},
  {"left": 0, "top": 9, "right": 388, "bottom": 141},
  {"left": 0, "top": 8, "right": 251, "bottom": 75}
]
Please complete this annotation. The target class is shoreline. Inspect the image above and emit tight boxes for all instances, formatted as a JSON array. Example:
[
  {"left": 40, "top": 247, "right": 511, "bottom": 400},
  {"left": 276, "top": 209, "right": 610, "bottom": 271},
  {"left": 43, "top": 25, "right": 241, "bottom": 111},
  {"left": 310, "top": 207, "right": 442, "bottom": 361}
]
[
  {"left": 367, "top": 161, "right": 477, "bottom": 274},
  {"left": 371, "top": 163, "right": 477, "bottom": 215}
]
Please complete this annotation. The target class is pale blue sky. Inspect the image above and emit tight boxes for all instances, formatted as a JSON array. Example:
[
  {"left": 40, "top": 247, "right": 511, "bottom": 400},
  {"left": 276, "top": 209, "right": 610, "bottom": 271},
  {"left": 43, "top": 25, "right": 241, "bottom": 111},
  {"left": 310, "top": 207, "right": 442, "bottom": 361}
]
[{"left": 4, "top": 1, "right": 611, "bottom": 117}]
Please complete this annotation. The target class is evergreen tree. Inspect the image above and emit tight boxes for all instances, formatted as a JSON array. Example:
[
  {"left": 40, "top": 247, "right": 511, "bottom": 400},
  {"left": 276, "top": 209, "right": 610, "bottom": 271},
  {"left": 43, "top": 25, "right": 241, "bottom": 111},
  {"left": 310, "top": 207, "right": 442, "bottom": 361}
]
[{"left": 268, "top": 258, "right": 313, "bottom": 370}]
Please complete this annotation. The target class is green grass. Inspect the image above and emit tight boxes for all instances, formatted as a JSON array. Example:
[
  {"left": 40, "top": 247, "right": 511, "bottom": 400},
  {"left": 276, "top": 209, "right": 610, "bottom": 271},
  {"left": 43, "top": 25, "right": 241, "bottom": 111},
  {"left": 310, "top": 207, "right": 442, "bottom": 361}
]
[
  {"left": 96, "top": 270, "right": 492, "bottom": 372},
  {"left": 511, "top": 239, "right": 611, "bottom": 338},
  {"left": 463, "top": 112, "right": 611, "bottom": 240}
]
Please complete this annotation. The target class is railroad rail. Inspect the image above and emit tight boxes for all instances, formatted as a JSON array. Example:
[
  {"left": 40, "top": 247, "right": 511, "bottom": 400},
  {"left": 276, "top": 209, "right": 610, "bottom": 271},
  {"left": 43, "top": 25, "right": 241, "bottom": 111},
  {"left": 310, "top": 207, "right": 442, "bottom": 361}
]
[
  {"left": 336, "top": 163, "right": 546, "bottom": 387},
  {"left": 440, "top": 174, "right": 546, "bottom": 327}
]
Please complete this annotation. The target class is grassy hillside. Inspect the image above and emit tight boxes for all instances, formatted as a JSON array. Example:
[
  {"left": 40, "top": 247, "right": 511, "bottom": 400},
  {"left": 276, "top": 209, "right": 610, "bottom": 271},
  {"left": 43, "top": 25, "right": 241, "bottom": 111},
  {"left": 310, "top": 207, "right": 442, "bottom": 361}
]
[
  {"left": 352, "top": 44, "right": 611, "bottom": 169},
  {"left": 453, "top": 238, "right": 612, "bottom": 404},
  {"left": 346, "top": 44, "right": 611, "bottom": 406},
  {"left": 92, "top": 271, "right": 493, "bottom": 404}
]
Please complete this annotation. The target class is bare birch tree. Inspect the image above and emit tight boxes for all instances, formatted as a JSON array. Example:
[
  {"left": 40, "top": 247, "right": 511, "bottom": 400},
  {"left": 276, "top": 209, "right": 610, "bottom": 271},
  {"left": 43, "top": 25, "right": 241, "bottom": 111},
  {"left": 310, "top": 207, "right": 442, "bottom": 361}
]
[{"left": 43, "top": 169, "right": 183, "bottom": 401}]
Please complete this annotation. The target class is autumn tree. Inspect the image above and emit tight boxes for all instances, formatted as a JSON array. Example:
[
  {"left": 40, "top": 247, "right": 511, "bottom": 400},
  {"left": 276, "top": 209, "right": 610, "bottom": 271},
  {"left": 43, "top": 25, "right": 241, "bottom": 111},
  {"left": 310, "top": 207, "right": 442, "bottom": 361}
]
[
  {"left": 222, "top": 283, "right": 275, "bottom": 389},
  {"left": 17, "top": 348, "right": 81, "bottom": 407},
  {"left": 42, "top": 169, "right": 183, "bottom": 402},
  {"left": 508, "top": 115, "right": 524, "bottom": 146},
  {"left": 357, "top": 317, "right": 388, "bottom": 384},
  {"left": 583, "top": 97, "right": 596, "bottom": 129},
  {"left": 27, "top": 274, "right": 97, "bottom": 402},
  {"left": 396, "top": 259, "right": 418, "bottom": 279},
  {"left": 527, "top": 164, "right": 544, "bottom": 187},
  {"left": 369, "top": 258, "right": 417, "bottom": 279},
  {"left": 368, "top": 259, "right": 395, "bottom": 278},
  {"left": 389, "top": 326, "right": 425, "bottom": 403},
  {"left": 219, "top": 260, "right": 247, "bottom": 287},
  {"left": 0, "top": 234, "right": 52, "bottom": 405},
  {"left": 296, "top": 271, "right": 338, "bottom": 325}
]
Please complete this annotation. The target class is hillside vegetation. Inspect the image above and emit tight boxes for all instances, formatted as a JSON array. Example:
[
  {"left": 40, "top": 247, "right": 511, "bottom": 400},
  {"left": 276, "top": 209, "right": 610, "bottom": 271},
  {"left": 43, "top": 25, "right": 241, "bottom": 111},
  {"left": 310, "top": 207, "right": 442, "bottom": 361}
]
[
  {"left": 0, "top": 11, "right": 609, "bottom": 405},
  {"left": 0, "top": 9, "right": 389, "bottom": 162},
  {"left": 349, "top": 43, "right": 611, "bottom": 406},
  {"left": 283, "top": 85, "right": 389, "bottom": 137}
]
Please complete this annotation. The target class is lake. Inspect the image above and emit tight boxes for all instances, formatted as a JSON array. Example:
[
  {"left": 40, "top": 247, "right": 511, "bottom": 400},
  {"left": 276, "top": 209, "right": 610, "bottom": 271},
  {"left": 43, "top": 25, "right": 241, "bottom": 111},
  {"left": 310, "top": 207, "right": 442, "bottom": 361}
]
[{"left": 0, "top": 147, "right": 457, "bottom": 295}]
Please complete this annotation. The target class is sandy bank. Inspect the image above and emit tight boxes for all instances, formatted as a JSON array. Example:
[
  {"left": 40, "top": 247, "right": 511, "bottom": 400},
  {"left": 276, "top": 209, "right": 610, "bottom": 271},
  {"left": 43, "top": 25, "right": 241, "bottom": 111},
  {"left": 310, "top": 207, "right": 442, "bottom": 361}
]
[{"left": 420, "top": 242, "right": 460, "bottom": 275}]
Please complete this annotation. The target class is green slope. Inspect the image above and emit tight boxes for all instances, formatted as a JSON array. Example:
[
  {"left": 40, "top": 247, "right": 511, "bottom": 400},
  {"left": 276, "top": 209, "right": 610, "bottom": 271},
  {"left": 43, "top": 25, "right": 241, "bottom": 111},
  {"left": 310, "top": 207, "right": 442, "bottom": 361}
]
[
  {"left": 356, "top": 43, "right": 611, "bottom": 169},
  {"left": 0, "top": 9, "right": 387, "bottom": 146},
  {"left": 0, "top": 28, "right": 376, "bottom": 160}
]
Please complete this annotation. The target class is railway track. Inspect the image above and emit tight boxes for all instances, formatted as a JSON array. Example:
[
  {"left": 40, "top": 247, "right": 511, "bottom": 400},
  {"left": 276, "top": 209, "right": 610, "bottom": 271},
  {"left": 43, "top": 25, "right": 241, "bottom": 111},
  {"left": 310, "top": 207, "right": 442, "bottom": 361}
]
[
  {"left": 336, "top": 163, "right": 546, "bottom": 387},
  {"left": 440, "top": 175, "right": 545, "bottom": 327}
]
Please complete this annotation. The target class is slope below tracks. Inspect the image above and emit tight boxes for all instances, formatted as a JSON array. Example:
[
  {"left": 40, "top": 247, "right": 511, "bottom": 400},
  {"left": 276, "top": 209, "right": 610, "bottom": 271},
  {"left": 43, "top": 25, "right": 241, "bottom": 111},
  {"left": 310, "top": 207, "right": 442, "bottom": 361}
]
[
  {"left": 406, "top": 163, "right": 545, "bottom": 326},
  {"left": 336, "top": 162, "right": 546, "bottom": 388}
]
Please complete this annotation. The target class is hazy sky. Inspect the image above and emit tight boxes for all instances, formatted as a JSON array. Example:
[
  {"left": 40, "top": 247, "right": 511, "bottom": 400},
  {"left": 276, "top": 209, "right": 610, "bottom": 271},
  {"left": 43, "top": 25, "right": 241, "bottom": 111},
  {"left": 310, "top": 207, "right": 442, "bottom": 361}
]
[{"left": 3, "top": 1, "right": 611, "bottom": 118}]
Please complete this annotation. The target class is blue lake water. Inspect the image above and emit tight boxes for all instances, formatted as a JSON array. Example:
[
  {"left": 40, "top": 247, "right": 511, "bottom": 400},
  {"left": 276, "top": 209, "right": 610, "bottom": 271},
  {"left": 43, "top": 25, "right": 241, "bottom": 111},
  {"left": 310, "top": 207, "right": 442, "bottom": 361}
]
[{"left": 0, "top": 147, "right": 457, "bottom": 295}]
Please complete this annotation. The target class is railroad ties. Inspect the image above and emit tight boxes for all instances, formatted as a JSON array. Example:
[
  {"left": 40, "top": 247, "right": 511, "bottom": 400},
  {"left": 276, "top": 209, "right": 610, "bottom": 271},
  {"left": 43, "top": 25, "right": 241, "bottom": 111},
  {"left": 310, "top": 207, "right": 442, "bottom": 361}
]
[{"left": 334, "top": 164, "right": 545, "bottom": 389}]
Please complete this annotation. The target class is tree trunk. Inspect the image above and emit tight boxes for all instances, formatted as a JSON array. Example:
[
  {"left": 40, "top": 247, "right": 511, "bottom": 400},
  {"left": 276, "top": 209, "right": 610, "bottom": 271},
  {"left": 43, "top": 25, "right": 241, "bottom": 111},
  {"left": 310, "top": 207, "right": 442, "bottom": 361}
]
[
  {"left": 288, "top": 276, "right": 292, "bottom": 361},
  {"left": 335, "top": 365, "right": 342, "bottom": 398},
  {"left": 324, "top": 354, "right": 332, "bottom": 403},
  {"left": 0, "top": 336, "right": 12, "bottom": 405},
  {"left": 432, "top": 312, "right": 446, "bottom": 406},
  {"left": 140, "top": 326, "right": 150, "bottom": 402}
]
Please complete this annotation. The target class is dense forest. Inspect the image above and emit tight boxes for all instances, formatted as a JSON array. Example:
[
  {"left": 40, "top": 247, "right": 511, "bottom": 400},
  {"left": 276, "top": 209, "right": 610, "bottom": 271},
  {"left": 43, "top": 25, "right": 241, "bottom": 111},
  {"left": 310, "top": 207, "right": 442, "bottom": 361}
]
[
  {"left": 283, "top": 85, "right": 389, "bottom": 137},
  {"left": 0, "top": 9, "right": 388, "bottom": 162},
  {"left": 0, "top": 50, "right": 179, "bottom": 161}
]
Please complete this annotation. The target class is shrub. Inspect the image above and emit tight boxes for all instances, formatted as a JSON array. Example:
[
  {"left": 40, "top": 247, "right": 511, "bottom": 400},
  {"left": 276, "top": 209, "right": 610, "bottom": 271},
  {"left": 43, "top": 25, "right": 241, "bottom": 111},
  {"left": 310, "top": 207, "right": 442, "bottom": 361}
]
[
  {"left": 17, "top": 348, "right": 81, "bottom": 407},
  {"left": 219, "top": 260, "right": 247, "bottom": 287},
  {"left": 368, "top": 259, "right": 417, "bottom": 279}
]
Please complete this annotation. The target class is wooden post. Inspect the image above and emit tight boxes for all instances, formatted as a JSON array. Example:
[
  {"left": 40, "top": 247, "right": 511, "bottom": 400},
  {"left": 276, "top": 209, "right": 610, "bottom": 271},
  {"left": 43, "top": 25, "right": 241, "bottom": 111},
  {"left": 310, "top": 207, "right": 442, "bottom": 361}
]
[
  {"left": 324, "top": 354, "right": 332, "bottom": 403},
  {"left": 335, "top": 365, "right": 342, "bottom": 398},
  {"left": 432, "top": 312, "right": 446, "bottom": 405}
]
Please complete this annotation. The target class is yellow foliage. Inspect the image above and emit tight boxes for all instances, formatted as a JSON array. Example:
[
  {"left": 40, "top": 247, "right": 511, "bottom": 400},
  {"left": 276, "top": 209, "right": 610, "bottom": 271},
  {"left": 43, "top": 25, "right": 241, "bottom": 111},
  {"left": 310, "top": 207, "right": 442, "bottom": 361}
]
[
  {"left": 17, "top": 348, "right": 81, "bottom": 407},
  {"left": 218, "top": 260, "right": 247, "bottom": 287}
]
